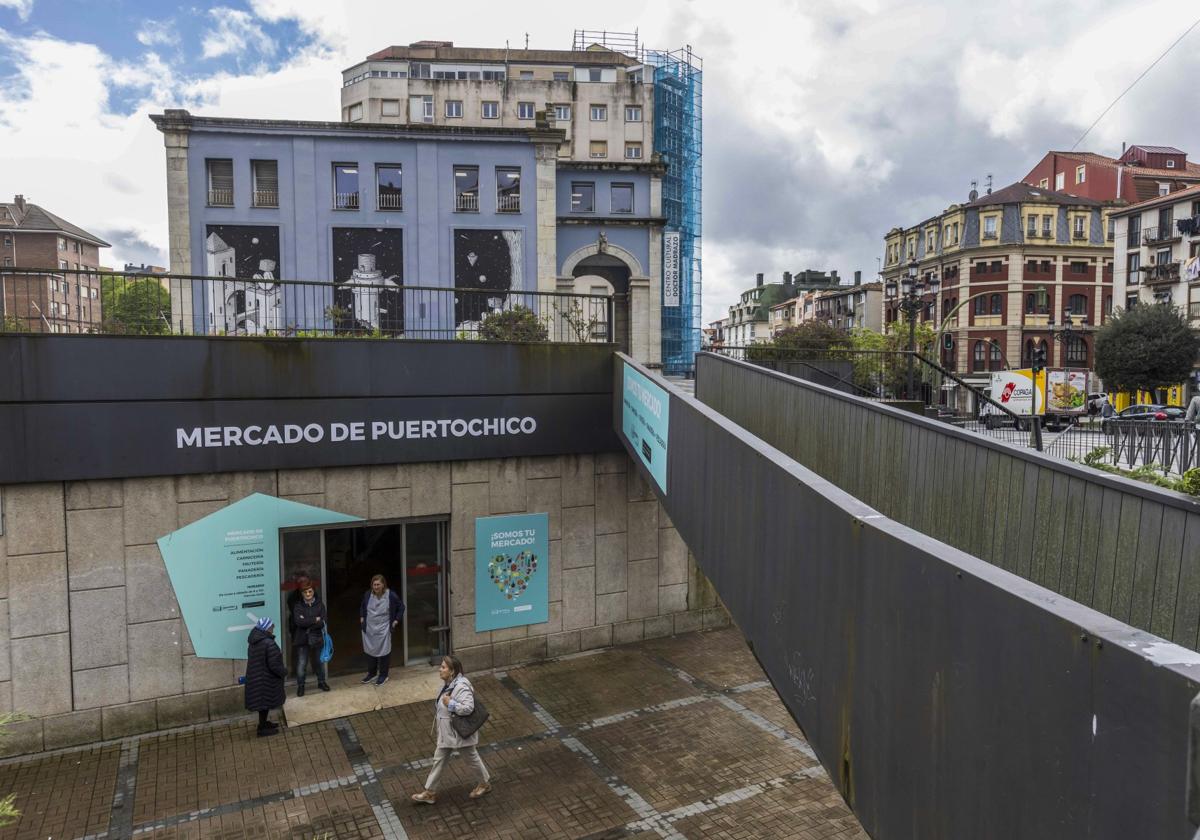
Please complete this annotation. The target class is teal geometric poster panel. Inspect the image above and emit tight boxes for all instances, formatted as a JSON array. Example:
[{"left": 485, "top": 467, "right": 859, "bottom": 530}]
[{"left": 474, "top": 512, "right": 550, "bottom": 632}]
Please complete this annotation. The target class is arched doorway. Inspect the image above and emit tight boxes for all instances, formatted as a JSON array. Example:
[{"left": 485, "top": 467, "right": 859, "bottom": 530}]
[{"left": 571, "top": 253, "right": 631, "bottom": 353}]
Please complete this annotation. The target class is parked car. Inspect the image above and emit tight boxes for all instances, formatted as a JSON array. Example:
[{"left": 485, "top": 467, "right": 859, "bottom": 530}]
[
  {"left": 1101, "top": 404, "right": 1184, "bottom": 432},
  {"left": 1086, "top": 393, "right": 1108, "bottom": 415}
]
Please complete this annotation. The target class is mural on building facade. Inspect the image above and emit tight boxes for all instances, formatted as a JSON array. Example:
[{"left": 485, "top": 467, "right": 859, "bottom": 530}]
[
  {"left": 332, "top": 227, "right": 404, "bottom": 334},
  {"left": 204, "top": 225, "right": 282, "bottom": 335},
  {"left": 453, "top": 229, "right": 523, "bottom": 325}
]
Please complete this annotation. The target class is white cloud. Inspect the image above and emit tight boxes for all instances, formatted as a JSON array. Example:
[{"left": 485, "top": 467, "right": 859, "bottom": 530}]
[
  {"left": 201, "top": 7, "right": 277, "bottom": 60},
  {"left": 0, "top": 0, "right": 33, "bottom": 22},
  {"left": 136, "top": 19, "right": 180, "bottom": 49}
]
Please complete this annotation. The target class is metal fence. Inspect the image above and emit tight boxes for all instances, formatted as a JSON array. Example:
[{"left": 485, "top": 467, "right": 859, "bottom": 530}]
[{"left": 0, "top": 266, "right": 613, "bottom": 344}]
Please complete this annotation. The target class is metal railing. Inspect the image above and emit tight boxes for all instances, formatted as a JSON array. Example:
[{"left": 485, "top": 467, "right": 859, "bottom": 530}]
[
  {"left": 1190, "top": 302, "right": 1200, "bottom": 321},
  {"left": 377, "top": 192, "right": 403, "bottom": 210},
  {"left": 0, "top": 266, "right": 614, "bottom": 344},
  {"left": 455, "top": 192, "right": 479, "bottom": 212},
  {"left": 252, "top": 190, "right": 278, "bottom": 207},
  {"left": 1102, "top": 420, "right": 1200, "bottom": 476},
  {"left": 207, "top": 189, "right": 233, "bottom": 206},
  {"left": 334, "top": 192, "right": 360, "bottom": 210},
  {"left": 1143, "top": 226, "right": 1178, "bottom": 245},
  {"left": 497, "top": 193, "right": 521, "bottom": 213},
  {"left": 1145, "top": 262, "right": 1181, "bottom": 284}
]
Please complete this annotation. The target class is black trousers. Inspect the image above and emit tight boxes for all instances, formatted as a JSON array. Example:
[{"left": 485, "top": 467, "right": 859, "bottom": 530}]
[{"left": 365, "top": 653, "right": 391, "bottom": 679}]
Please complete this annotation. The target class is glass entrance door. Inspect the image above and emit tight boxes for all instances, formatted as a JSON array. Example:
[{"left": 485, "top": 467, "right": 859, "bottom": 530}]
[
  {"left": 280, "top": 529, "right": 322, "bottom": 668},
  {"left": 403, "top": 521, "right": 447, "bottom": 665}
]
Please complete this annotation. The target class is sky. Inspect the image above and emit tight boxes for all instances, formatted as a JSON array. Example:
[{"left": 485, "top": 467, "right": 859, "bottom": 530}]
[{"left": 1, "top": 0, "right": 1199, "bottom": 324}]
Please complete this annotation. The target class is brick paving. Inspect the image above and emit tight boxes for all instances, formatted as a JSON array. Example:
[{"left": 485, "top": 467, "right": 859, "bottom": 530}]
[{"left": 0, "top": 628, "right": 866, "bottom": 840}]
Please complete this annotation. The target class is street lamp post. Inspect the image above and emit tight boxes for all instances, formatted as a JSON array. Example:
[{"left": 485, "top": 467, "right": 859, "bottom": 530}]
[{"left": 885, "top": 260, "right": 940, "bottom": 400}]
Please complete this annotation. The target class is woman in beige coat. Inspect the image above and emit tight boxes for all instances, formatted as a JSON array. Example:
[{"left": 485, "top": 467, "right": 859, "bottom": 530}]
[{"left": 410, "top": 655, "right": 491, "bottom": 804}]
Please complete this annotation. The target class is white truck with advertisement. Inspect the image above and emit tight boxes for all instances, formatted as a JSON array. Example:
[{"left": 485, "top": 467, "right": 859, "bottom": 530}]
[{"left": 980, "top": 369, "right": 1091, "bottom": 430}]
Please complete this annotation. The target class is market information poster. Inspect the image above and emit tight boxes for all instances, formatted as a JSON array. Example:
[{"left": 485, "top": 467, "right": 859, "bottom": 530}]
[
  {"left": 156, "top": 493, "right": 360, "bottom": 659},
  {"left": 475, "top": 512, "right": 549, "bottom": 632},
  {"left": 622, "top": 365, "right": 670, "bottom": 494}
]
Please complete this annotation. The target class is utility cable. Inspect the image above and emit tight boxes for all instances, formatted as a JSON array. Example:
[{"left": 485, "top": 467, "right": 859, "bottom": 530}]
[{"left": 1069, "top": 15, "right": 1200, "bottom": 151}]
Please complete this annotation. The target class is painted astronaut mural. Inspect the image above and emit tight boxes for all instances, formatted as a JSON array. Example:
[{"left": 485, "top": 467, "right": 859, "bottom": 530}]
[
  {"left": 203, "top": 225, "right": 283, "bottom": 335},
  {"left": 453, "top": 229, "right": 523, "bottom": 325},
  {"left": 332, "top": 228, "right": 403, "bottom": 333}
]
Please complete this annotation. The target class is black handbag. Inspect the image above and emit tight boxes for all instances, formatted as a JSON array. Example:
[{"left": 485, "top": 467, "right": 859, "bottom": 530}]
[{"left": 450, "top": 695, "right": 490, "bottom": 739}]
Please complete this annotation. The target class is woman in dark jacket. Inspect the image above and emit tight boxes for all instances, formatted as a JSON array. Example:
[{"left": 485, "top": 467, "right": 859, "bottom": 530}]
[
  {"left": 244, "top": 616, "right": 286, "bottom": 737},
  {"left": 292, "top": 583, "right": 330, "bottom": 696}
]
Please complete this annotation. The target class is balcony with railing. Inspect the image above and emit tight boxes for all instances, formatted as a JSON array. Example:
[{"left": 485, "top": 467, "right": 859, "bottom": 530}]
[
  {"left": 455, "top": 192, "right": 479, "bottom": 212},
  {"left": 207, "top": 189, "right": 233, "bottom": 207},
  {"left": 1143, "top": 261, "right": 1181, "bottom": 285},
  {"left": 252, "top": 190, "right": 278, "bottom": 208},
  {"left": 377, "top": 192, "right": 403, "bottom": 211},
  {"left": 1072, "top": 229, "right": 1087, "bottom": 241},
  {"left": 497, "top": 193, "right": 521, "bottom": 213},
  {"left": 1143, "top": 226, "right": 1179, "bottom": 246},
  {"left": 334, "top": 192, "right": 360, "bottom": 210}
]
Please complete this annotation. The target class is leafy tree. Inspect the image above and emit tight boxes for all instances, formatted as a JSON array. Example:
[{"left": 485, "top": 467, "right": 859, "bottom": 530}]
[
  {"left": 478, "top": 306, "right": 549, "bottom": 342},
  {"left": 746, "top": 322, "right": 849, "bottom": 361},
  {"left": 100, "top": 276, "right": 172, "bottom": 335},
  {"left": 1094, "top": 303, "right": 1199, "bottom": 394}
]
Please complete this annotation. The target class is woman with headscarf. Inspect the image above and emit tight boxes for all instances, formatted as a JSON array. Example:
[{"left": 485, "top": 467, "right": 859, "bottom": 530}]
[
  {"left": 360, "top": 574, "right": 404, "bottom": 686},
  {"left": 244, "top": 616, "right": 286, "bottom": 737}
]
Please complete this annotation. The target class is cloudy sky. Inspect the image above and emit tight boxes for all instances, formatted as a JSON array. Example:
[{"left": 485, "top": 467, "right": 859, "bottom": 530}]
[{"left": 1, "top": 0, "right": 1198, "bottom": 323}]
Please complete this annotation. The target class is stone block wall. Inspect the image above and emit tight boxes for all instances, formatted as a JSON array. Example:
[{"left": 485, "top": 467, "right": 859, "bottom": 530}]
[{"left": 0, "top": 452, "right": 723, "bottom": 756}]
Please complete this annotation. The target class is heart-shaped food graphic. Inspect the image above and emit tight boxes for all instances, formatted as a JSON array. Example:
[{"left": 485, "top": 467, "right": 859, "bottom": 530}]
[{"left": 488, "top": 550, "right": 538, "bottom": 600}]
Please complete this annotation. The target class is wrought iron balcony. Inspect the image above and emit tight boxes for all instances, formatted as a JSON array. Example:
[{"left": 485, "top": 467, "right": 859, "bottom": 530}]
[
  {"left": 1143, "top": 262, "right": 1180, "bottom": 285},
  {"left": 1142, "top": 226, "right": 1179, "bottom": 245}
]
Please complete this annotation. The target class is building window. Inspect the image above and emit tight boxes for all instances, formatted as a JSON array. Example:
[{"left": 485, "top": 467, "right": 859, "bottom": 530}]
[
  {"left": 570, "top": 182, "right": 595, "bottom": 213},
  {"left": 410, "top": 62, "right": 431, "bottom": 78},
  {"left": 588, "top": 68, "right": 602, "bottom": 82},
  {"left": 983, "top": 216, "right": 997, "bottom": 239},
  {"left": 1167, "top": 159, "right": 1177, "bottom": 169},
  {"left": 251, "top": 160, "right": 278, "bottom": 207},
  {"left": 1068, "top": 294, "right": 1088, "bottom": 316},
  {"left": 1042, "top": 215, "right": 1053, "bottom": 237},
  {"left": 1157, "top": 246, "right": 1172, "bottom": 266},
  {"left": 1129, "top": 215, "right": 1141, "bottom": 242},
  {"left": 520, "top": 70, "right": 534, "bottom": 80},
  {"left": 952, "top": 222, "right": 959, "bottom": 243},
  {"left": 517, "top": 101, "right": 536, "bottom": 120},
  {"left": 625, "top": 142, "right": 643, "bottom": 160},
  {"left": 590, "top": 104, "right": 607, "bottom": 121},
  {"left": 1126, "top": 293, "right": 1139, "bottom": 309},
  {"left": 380, "top": 99, "right": 400, "bottom": 117},
  {"left": 1027, "top": 216, "right": 1037, "bottom": 237},
  {"left": 2, "top": 235, "right": 9, "bottom": 246},
  {"left": 454, "top": 166, "right": 480, "bottom": 212},
  {"left": 1073, "top": 216, "right": 1086, "bottom": 239},
  {"left": 481, "top": 101, "right": 499, "bottom": 119},
  {"left": 1069, "top": 261, "right": 1087, "bottom": 274},
  {"left": 1159, "top": 183, "right": 1171, "bottom": 196},
  {"left": 1055, "top": 172, "right": 1065, "bottom": 190},
  {"left": 989, "top": 342, "right": 1001, "bottom": 367},
  {"left": 206, "top": 159, "right": 234, "bottom": 206},
  {"left": 376, "top": 165, "right": 402, "bottom": 210},
  {"left": 347, "top": 102, "right": 363, "bottom": 122},
  {"left": 445, "top": 100, "right": 463, "bottom": 118},
  {"left": 927, "top": 232, "right": 935, "bottom": 250},
  {"left": 611, "top": 183, "right": 634, "bottom": 214},
  {"left": 1039, "top": 178, "right": 1049, "bottom": 189},
  {"left": 58, "top": 260, "right": 68, "bottom": 270},
  {"left": 553, "top": 104, "right": 571, "bottom": 121},
  {"left": 589, "top": 140, "right": 608, "bottom": 159},
  {"left": 333, "top": 164, "right": 359, "bottom": 209},
  {"left": 973, "top": 296, "right": 987, "bottom": 316},
  {"left": 1065, "top": 335, "right": 1087, "bottom": 365},
  {"left": 1076, "top": 165, "right": 1086, "bottom": 184},
  {"left": 1127, "top": 252, "right": 1140, "bottom": 282},
  {"left": 496, "top": 167, "right": 521, "bottom": 212},
  {"left": 972, "top": 341, "right": 985, "bottom": 371},
  {"left": 625, "top": 105, "right": 642, "bottom": 122},
  {"left": 553, "top": 71, "right": 569, "bottom": 82},
  {"left": 411, "top": 95, "right": 434, "bottom": 123},
  {"left": 1104, "top": 295, "right": 1112, "bottom": 315},
  {"left": 989, "top": 293, "right": 1002, "bottom": 315},
  {"left": 2, "top": 257, "right": 9, "bottom": 266},
  {"left": 1107, "top": 217, "right": 1115, "bottom": 241}
]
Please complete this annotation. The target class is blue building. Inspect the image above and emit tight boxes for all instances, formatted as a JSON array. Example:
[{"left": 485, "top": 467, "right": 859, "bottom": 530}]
[{"left": 153, "top": 110, "right": 666, "bottom": 362}]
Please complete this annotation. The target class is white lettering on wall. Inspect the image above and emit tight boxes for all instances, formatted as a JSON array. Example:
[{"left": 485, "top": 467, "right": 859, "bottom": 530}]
[{"left": 174, "top": 416, "right": 542, "bottom": 449}]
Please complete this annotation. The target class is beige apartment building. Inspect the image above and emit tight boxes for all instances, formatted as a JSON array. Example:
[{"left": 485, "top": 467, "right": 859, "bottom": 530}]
[{"left": 341, "top": 41, "right": 653, "bottom": 165}]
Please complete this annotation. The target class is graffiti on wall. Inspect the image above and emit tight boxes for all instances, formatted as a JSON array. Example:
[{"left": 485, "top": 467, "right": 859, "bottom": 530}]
[
  {"left": 332, "top": 227, "right": 404, "bottom": 333},
  {"left": 204, "top": 225, "right": 282, "bottom": 335},
  {"left": 453, "top": 229, "right": 523, "bottom": 325}
]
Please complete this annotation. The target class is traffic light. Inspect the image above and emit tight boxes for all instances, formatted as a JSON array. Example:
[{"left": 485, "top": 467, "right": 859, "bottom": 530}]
[
  {"left": 1031, "top": 346, "right": 1046, "bottom": 374},
  {"left": 942, "top": 333, "right": 953, "bottom": 351}
]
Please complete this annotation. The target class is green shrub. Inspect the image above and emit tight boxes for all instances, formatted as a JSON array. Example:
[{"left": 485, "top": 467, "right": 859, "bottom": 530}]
[{"left": 478, "top": 306, "right": 548, "bottom": 342}]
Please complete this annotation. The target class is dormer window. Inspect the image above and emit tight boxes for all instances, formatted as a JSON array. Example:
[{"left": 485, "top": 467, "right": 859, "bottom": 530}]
[{"left": 1166, "top": 160, "right": 1176, "bottom": 169}]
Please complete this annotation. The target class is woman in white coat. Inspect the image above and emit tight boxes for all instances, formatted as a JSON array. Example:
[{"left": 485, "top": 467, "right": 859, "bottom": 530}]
[{"left": 410, "top": 655, "right": 491, "bottom": 804}]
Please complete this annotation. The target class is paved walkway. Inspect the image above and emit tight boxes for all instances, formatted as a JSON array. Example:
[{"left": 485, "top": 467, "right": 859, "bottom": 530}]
[{"left": 0, "top": 629, "right": 866, "bottom": 839}]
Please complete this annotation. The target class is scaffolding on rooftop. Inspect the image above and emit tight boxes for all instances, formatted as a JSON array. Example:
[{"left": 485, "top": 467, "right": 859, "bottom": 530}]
[{"left": 571, "top": 30, "right": 703, "bottom": 375}]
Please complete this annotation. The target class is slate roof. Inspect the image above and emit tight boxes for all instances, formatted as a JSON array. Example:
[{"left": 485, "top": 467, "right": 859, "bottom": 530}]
[
  {"left": 967, "top": 182, "right": 1104, "bottom": 208},
  {"left": 0, "top": 199, "right": 110, "bottom": 247}
]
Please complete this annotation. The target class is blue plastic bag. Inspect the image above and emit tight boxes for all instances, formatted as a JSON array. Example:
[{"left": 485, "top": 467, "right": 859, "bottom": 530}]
[{"left": 320, "top": 628, "right": 334, "bottom": 664}]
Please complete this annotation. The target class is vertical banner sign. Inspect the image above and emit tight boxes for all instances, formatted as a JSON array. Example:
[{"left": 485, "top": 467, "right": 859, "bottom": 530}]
[
  {"left": 663, "top": 231, "right": 681, "bottom": 308},
  {"left": 475, "top": 513, "right": 549, "bottom": 632},
  {"left": 156, "top": 493, "right": 360, "bottom": 659},
  {"left": 622, "top": 365, "right": 669, "bottom": 494}
]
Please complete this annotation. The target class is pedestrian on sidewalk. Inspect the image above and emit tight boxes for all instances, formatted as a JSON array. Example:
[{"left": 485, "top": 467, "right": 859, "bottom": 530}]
[
  {"left": 245, "top": 616, "right": 286, "bottom": 738},
  {"left": 410, "top": 655, "right": 491, "bottom": 805},
  {"left": 360, "top": 574, "right": 404, "bottom": 686},
  {"left": 292, "top": 583, "right": 330, "bottom": 696},
  {"left": 1186, "top": 393, "right": 1200, "bottom": 424}
]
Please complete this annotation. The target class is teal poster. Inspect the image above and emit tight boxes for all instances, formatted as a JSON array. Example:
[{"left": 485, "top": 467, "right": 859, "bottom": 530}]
[
  {"left": 621, "top": 364, "right": 669, "bottom": 494},
  {"left": 157, "top": 493, "right": 360, "bottom": 659},
  {"left": 475, "top": 513, "right": 549, "bottom": 632}
]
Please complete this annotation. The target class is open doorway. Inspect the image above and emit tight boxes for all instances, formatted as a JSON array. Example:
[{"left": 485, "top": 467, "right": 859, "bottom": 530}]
[{"left": 280, "top": 519, "right": 448, "bottom": 678}]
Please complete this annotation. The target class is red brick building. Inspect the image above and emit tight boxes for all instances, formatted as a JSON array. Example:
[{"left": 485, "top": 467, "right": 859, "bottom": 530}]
[
  {"left": 0, "top": 195, "right": 110, "bottom": 333},
  {"left": 1023, "top": 145, "right": 1200, "bottom": 205}
]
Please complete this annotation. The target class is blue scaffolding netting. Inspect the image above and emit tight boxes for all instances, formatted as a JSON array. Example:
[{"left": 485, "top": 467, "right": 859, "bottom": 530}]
[{"left": 646, "top": 47, "right": 702, "bottom": 375}]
